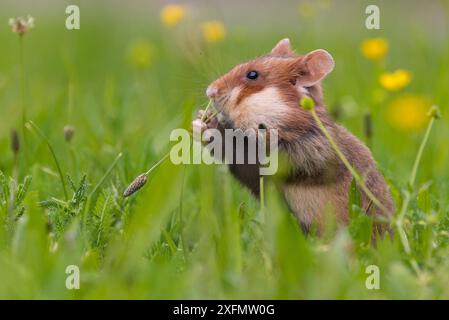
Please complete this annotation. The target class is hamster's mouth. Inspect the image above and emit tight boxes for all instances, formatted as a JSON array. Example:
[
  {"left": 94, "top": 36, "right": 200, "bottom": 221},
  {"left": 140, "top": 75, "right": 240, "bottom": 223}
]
[
  {"left": 208, "top": 98, "right": 233, "bottom": 128},
  {"left": 212, "top": 94, "right": 230, "bottom": 112}
]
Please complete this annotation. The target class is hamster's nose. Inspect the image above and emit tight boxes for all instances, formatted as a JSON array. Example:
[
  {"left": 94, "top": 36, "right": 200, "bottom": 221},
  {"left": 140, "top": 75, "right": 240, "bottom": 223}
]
[{"left": 206, "top": 85, "right": 218, "bottom": 98}]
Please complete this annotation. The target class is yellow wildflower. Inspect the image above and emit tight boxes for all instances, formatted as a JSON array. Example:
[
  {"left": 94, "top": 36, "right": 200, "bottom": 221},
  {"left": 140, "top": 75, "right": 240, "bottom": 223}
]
[
  {"left": 160, "top": 4, "right": 186, "bottom": 27},
  {"left": 298, "top": 2, "right": 315, "bottom": 17},
  {"left": 360, "top": 38, "right": 388, "bottom": 61},
  {"left": 201, "top": 21, "right": 226, "bottom": 43},
  {"left": 127, "top": 40, "right": 154, "bottom": 70},
  {"left": 9, "top": 15, "right": 34, "bottom": 35},
  {"left": 387, "top": 95, "right": 430, "bottom": 131},
  {"left": 379, "top": 69, "right": 412, "bottom": 91}
]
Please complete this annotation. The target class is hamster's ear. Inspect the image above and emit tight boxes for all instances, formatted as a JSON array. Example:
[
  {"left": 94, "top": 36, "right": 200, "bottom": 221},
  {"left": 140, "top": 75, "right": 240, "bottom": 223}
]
[
  {"left": 271, "top": 38, "right": 294, "bottom": 56},
  {"left": 294, "top": 49, "right": 334, "bottom": 87}
]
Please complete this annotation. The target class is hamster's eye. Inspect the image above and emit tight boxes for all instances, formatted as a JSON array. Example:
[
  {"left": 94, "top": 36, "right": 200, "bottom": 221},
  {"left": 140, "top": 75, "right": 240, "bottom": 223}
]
[{"left": 246, "top": 70, "right": 258, "bottom": 80}]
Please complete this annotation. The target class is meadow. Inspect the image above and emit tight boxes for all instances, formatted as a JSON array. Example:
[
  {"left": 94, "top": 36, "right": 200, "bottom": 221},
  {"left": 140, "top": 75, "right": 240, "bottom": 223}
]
[{"left": 0, "top": 0, "right": 448, "bottom": 299}]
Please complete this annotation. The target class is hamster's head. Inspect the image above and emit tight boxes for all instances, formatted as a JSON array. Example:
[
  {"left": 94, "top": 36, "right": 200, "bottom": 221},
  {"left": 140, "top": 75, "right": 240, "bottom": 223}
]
[{"left": 206, "top": 38, "right": 334, "bottom": 135}]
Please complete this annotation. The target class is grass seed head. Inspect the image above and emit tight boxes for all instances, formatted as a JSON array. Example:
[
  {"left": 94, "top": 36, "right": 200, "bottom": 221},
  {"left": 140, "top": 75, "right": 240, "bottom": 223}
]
[
  {"left": 64, "top": 125, "right": 75, "bottom": 142},
  {"left": 10, "top": 129, "right": 20, "bottom": 155},
  {"left": 363, "top": 112, "right": 373, "bottom": 140},
  {"left": 123, "top": 173, "right": 148, "bottom": 197}
]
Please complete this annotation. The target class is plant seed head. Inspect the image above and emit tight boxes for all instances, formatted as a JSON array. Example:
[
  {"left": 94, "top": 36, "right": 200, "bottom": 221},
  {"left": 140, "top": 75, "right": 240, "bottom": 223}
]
[
  {"left": 363, "top": 112, "right": 373, "bottom": 139},
  {"left": 64, "top": 125, "right": 75, "bottom": 142},
  {"left": 428, "top": 105, "right": 441, "bottom": 119},
  {"left": 299, "top": 96, "right": 315, "bottom": 110},
  {"left": 10, "top": 129, "right": 20, "bottom": 155},
  {"left": 123, "top": 174, "right": 148, "bottom": 197},
  {"left": 9, "top": 15, "right": 34, "bottom": 35}
]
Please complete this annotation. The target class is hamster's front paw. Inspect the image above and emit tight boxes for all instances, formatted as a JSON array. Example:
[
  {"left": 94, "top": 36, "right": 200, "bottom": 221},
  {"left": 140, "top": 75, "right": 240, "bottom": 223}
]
[
  {"left": 192, "top": 109, "right": 219, "bottom": 142},
  {"left": 192, "top": 118, "right": 207, "bottom": 142},
  {"left": 197, "top": 110, "right": 218, "bottom": 129}
]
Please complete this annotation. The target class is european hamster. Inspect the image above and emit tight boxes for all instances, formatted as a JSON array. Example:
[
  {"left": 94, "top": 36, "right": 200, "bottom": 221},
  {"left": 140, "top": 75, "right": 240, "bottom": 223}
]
[{"left": 193, "top": 38, "right": 394, "bottom": 234}]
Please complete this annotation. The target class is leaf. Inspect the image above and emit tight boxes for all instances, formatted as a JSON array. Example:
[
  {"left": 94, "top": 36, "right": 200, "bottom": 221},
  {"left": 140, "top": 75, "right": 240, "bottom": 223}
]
[
  {"left": 349, "top": 177, "right": 362, "bottom": 216},
  {"left": 417, "top": 180, "right": 433, "bottom": 196},
  {"left": 67, "top": 174, "right": 77, "bottom": 193},
  {"left": 0, "top": 170, "right": 9, "bottom": 204},
  {"left": 348, "top": 177, "right": 373, "bottom": 245},
  {"left": 348, "top": 205, "right": 373, "bottom": 245},
  {"left": 90, "top": 192, "right": 113, "bottom": 250},
  {"left": 72, "top": 175, "right": 88, "bottom": 206},
  {"left": 39, "top": 198, "right": 66, "bottom": 211},
  {"left": 15, "top": 175, "right": 32, "bottom": 207}
]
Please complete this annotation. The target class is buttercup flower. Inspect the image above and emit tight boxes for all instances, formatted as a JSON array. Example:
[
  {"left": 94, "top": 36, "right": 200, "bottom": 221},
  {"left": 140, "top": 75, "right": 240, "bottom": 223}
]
[
  {"left": 201, "top": 21, "right": 226, "bottom": 43},
  {"left": 9, "top": 15, "right": 34, "bottom": 35},
  {"left": 360, "top": 38, "right": 388, "bottom": 61},
  {"left": 298, "top": 1, "right": 315, "bottom": 17},
  {"left": 127, "top": 40, "right": 154, "bottom": 69},
  {"left": 387, "top": 95, "right": 430, "bottom": 131},
  {"left": 379, "top": 69, "right": 412, "bottom": 91},
  {"left": 160, "top": 4, "right": 186, "bottom": 27}
]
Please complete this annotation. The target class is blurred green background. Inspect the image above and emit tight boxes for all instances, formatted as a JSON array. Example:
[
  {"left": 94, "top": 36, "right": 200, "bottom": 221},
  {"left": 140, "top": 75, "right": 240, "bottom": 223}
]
[{"left": 0, "top": 0, "right": 448, "bottom": 299}]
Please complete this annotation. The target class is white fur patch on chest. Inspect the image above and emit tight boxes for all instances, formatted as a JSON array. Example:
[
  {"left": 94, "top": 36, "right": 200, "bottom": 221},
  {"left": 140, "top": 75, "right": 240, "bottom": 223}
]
[{"left": 230, "top": 86, "right": 291, "bottom": 129}]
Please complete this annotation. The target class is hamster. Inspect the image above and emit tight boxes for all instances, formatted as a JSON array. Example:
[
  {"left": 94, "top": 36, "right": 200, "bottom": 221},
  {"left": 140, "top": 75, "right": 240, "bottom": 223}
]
[{"left": 193, "top": 38, "right": 394, "bottom": 234}]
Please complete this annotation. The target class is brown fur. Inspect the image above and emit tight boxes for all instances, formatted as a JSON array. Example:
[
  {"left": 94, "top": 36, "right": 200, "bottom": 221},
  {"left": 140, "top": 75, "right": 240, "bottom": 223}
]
[{"left": 197, "top": 39, "right": 394, "bottom": 234}]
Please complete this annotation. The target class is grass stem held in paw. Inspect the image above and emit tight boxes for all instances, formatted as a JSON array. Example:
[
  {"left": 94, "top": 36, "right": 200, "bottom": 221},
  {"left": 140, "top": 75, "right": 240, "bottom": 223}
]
[{"left": 200, "top": 99, "right": 213, "bottom": 122}]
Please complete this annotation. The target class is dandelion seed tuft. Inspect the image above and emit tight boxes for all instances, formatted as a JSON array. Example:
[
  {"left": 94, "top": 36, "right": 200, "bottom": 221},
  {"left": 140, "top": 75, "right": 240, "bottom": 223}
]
[
  {"left": 9, "top": 15, "right": 34, "bottom": 35},
  {"left": 123, "top": 173, "right": 148, "bottom": 197}
]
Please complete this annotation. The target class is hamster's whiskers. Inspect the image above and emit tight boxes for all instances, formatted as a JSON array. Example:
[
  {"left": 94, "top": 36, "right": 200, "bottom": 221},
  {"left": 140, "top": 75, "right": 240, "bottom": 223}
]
[{"left": 215, "top": 95, "right": 230, "bottom": 110}]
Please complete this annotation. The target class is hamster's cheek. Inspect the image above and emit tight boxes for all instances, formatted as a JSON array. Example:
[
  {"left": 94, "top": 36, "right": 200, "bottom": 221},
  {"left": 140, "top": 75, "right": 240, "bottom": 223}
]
[
  {"left": 235, "top": 86, "right": 291, "bottom": 129},
  {"left": 222, "top": 86, "right": 243, "bottom": 121}
]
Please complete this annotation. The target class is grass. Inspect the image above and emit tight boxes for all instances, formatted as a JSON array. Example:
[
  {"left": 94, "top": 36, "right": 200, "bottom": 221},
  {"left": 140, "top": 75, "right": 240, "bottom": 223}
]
[{"left": 0, "top": 0, "right": 449, "bottom": 299}]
